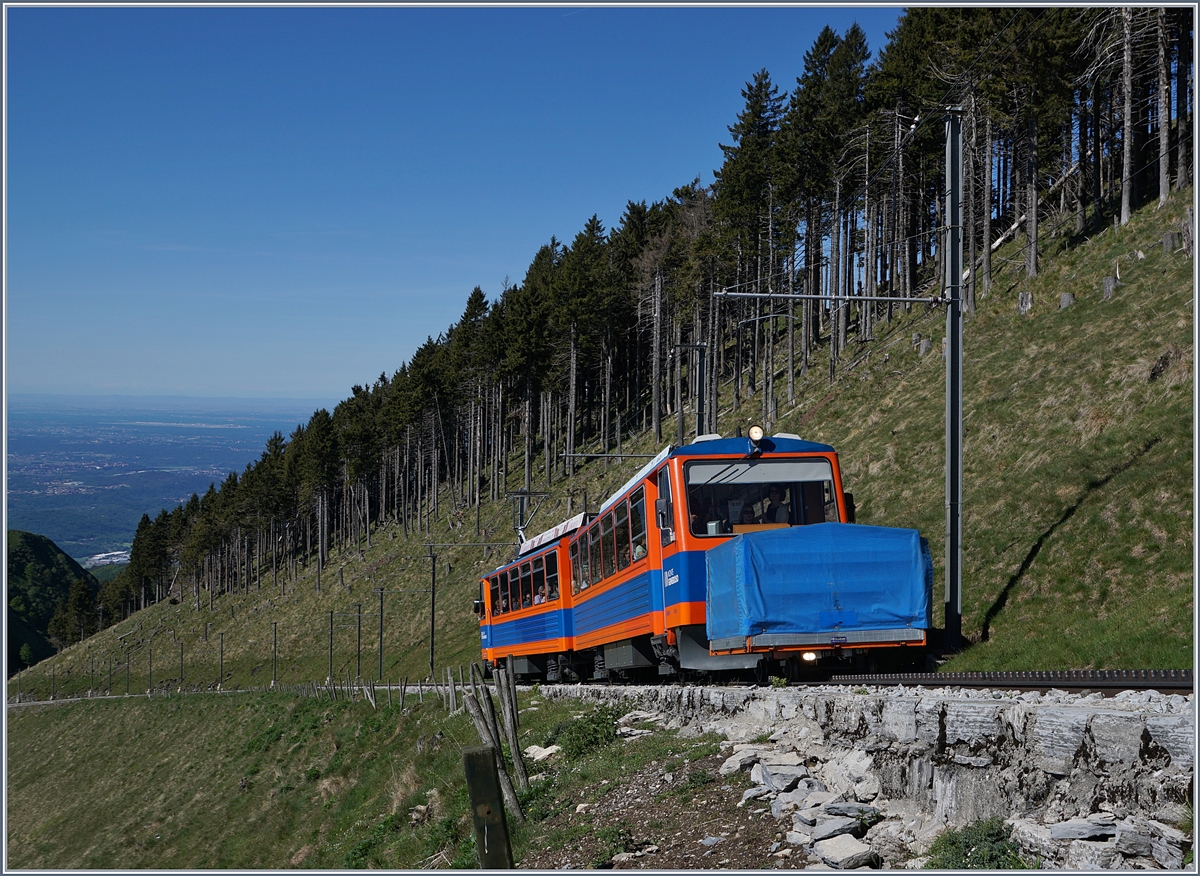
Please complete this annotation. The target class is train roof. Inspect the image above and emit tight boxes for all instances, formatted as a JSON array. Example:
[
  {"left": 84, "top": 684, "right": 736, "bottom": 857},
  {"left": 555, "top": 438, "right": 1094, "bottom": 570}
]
[
  {"left": 593, "top": 434, "right": 835, "bottom": 517},
  {"left": 670, "top": 434, "right": 835, "bottom": 457},
  {"left": 517, "top": 511, "right": 586, "bottom": 556}
]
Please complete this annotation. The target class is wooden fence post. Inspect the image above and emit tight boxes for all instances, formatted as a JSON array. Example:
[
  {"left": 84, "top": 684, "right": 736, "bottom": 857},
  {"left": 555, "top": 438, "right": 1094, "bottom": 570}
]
[{"left": 462, "top": 744, "right": 516, "bottom": 867}]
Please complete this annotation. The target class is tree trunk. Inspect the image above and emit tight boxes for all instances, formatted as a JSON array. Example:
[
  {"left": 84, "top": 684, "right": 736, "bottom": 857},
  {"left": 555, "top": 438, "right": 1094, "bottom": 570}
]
[
  {"left": 1026, "top": 109, "right": 1038, "bottom": 278},
  {"left": 651, "top": 272, "right": 662, "bottom": 441},
  {"left": 1158, "top": 6, "right": 1171, "bottom": 207},
  {"left": 1175, "top": 8, "right": 1192, "bottom": 191},
  {"left": 1122, "top": 6, "right": 1134, "bottom": 225}
]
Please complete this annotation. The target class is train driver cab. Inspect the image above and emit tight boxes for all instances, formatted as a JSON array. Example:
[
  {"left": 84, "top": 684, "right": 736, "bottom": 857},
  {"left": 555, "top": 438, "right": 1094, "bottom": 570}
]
[{"left": 684, "top": 455, "right": 842, "bottom": 537}]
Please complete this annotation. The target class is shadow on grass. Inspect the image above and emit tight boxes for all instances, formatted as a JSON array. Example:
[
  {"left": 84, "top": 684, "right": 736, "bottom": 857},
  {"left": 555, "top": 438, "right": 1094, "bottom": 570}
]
[{"left": 980, "top": 436, "right": 1162, "bottom": 643}]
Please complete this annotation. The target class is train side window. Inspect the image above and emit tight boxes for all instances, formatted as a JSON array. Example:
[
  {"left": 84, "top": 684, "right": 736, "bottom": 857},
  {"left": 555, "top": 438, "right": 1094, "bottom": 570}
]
[
  {"left": 629, "top": 487, "right": 648, "bottom": 560},
  {"left": 545, "top": 552, "right": 560, "bottom": 600},
  {"left": 520, "top": 562, "right": 533, "bottom": 608},
  {"left": 656, "top": 468, "right": 675, "bottom": 546},
  {"left": 601, "top": 513, "right": 616, "bottom": 578},
  {"left": 570, "top": 541, "right": 582, "bottom": 594},
  {"left": 490, "top": 575, "right": 501, "bottom": 615},
  {"left": 614, "top": 501, "right": 631, "bottom": 570},
  {"left": 508, "top": 567, "right": 521, "bottom": 611},
  {"left": 588, "top": 524, "right": 603, "bottom": 587},
  {"left": 532, "top": 557, "right": 546, "bottom": 604}
]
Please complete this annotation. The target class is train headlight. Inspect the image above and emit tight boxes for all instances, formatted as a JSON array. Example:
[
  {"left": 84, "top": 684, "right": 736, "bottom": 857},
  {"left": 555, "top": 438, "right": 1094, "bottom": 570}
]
[
  {"left": 801, "top": 651, "right": 818, "bottom": 662},
  {"left": 748, "top": 425, "right": 764, "bottom": 443}
]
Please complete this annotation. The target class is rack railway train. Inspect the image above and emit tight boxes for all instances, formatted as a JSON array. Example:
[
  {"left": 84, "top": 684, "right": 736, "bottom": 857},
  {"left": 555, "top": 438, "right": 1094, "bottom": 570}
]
[{"left": 475, "top": 428, "right": 933, "bottom": 682}]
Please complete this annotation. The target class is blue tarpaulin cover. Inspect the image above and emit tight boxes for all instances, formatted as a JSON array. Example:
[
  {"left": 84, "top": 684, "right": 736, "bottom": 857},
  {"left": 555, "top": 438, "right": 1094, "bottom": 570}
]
[{"left": 705, "top": 523, "right": 932, "bottom": 640}]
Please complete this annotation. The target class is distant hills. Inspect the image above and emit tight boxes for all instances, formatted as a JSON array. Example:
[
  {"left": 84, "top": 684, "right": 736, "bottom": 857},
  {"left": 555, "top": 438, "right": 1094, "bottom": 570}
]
[{"left": 7, "top": 530, "right": 97, "bottom": 670}]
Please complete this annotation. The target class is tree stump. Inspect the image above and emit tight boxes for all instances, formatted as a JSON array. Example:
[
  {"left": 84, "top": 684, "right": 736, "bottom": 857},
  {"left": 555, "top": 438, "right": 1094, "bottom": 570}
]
[
  {"left": 1101, "top": 277, "right": 1119, "bottom": 300},
  {"left": 1163, "top": 231, "right": 1183, "bottom": 253},
  {"left": 917, "top": 339, "right": 931, "bottom": 357},
  {"left": 1181, "top": 207, "right": 1193, "bottom": 257},
  {"left": 1059, "top": 292, "right": 1075, "bottom": 309},
  {"left": 1017, "top": 291, "right": 1034, "bottom": 314}
]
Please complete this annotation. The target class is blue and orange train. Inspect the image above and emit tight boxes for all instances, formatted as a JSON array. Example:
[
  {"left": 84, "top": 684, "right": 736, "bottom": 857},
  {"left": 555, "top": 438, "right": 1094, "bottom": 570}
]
[{"left": 477, "top": 428, "right": 933, "bottom": 681}]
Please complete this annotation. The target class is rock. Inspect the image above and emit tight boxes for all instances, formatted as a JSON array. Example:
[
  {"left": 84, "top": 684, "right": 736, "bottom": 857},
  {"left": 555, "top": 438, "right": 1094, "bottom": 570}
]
[
  {"left": 824, "top": 802, "right": 882, "bottom": 826},
  {"left": 617, "top": 726, "right": 653, "bottom": 739},
  {"left": 813, "top": 833, "right": 879, "bottom": 869},
  {"left": 1032, "top": 708, "right": 1090, "bottom": 776},
  {"left": 762, "top": 751, "right": 805, "bottom": 767},
  {"left": 754, "top": 763, "right": 807, "bottom": 793},
  {"left": 852, "top": 775, "right": 881, "bottom": 801},
  {"left": 618, "top": 709, "right": 661, "bottom": 725},
  {"left": 793, "top": 807, "right": 823, "bottom": 827},
  {"left": 1146, "top": 819, "right": 1188, "bottom": 869},
  {"left": 741, "top": 785, "right": 772, "bottom": 805},
  {"left": 1115, "top": 822, "right": 1154, "bottom": 858},
  {"left": 574, "top": 803, "right": 591, "bottom": 814},
  {"left": 951, "top": 754, "right": 991, "bottom": 767},
  {"left": 944, "top": 701, "right": 1002, "bottom": 744},
  {"left": 698, "top": 836, "right": 725, "bottom": 847},
  {"left": 1145, "top": 714, "right": 1194, "bottom": 768},
  {"left": 864, "top": 820, "right": 910, "bottom": 865},
  {"left": 719, "top": 750, "right": 761, "bottom": 776},
  {"left": 1089, "top": 712, "right": 1144, "bottom": 765},
  {"left": 786, "top": 830, "right": 812, "bottom": 846},
  {"left": 1064, "top": 839, "right": 1119, "bottom": 870},
  {"left": 1010, "top": 819, "right": 1058, "bottom": 864},
  {"left": 812, "top": 817, "right": 863, "bottom": 842},
  {"left": 805, "top": 790, "right": 840, "bottom": 808},
  {"left": 1049, "top": 818, "right": 1117, "bottom": 841},
  {"left": 523, "top": 744, "right": 562, "bottom": 762}
]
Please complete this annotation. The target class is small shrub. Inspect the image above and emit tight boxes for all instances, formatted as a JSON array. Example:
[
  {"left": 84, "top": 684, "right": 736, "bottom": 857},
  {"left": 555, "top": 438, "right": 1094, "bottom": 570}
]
[
  {"left": 518, "top": 777, "right": 564, "bottom": 823},
  {"left": 682, "top": 769, "right": 715, "bottom": 790},
  {"left": 557, "top": 707, "right": 619, "bottom": 760},
  {"left": 924, "top": 817, "right": 1031, "bottom": 869},
  {"left": 770, "top": 676, "right": 788, "bottom": 688},
  {"left": 591, "top": 824, "right": 635, "bottom": 868}
]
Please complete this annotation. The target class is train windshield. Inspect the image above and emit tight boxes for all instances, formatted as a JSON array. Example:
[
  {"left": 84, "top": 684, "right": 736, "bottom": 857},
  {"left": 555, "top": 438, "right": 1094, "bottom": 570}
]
[{"left": 683, "top": 457, "right": 838, "bottom": 536}]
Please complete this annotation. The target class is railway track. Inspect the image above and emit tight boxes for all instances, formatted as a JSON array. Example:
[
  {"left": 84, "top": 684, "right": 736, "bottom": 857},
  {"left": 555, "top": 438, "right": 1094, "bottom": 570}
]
[{"left": 826, "top": 668, "right": 1194, "bottom": 696}]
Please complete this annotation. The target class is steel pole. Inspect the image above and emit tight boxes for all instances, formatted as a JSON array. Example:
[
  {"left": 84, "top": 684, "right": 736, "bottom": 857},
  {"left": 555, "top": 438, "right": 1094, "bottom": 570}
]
[
  {"left": 944, "top": 106, "right": 964, "bottom": 653},
  {"left": 378, "top": 588, "right": 384, "bottom": 681}
]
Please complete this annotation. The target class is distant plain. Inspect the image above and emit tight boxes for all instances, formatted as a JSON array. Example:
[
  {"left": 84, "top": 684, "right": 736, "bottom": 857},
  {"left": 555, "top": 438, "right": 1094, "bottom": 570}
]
[{"left": 6, "top": 394, "right": 332, "bottom": 562}]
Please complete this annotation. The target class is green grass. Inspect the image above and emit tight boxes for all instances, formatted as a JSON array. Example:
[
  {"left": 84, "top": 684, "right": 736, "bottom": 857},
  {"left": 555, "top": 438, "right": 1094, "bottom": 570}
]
[{"left": 6, "top": 688, "right": 729, "bottom": 869}]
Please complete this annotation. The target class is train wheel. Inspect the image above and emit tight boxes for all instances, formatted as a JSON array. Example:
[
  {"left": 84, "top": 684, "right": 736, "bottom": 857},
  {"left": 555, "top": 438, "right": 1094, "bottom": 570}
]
[{"left": 754, "top": 658, "right": 775, "bottom": 685}]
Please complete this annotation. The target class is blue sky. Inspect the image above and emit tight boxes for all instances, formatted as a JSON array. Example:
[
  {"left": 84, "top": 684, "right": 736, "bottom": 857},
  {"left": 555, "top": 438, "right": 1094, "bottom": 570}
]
[{"left": 6, "top": 5, "right": 903, "bottom": 400}]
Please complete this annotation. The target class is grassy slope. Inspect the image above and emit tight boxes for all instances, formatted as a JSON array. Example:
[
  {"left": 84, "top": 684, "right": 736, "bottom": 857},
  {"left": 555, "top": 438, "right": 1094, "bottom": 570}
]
[
  {"left": 6, "top": 689, "right": 722, "bottom": 869},
  {"left": 4, "top": 191, "right": 1193, "bottom": 867},
  {"left": 802, "top": 193, "right": 1194, "bottom": 669}
]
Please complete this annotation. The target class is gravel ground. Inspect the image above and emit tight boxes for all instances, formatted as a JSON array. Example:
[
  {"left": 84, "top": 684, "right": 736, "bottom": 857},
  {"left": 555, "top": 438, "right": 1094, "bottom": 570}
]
[{"left": 517, "top": 750, "right": 824, "bottom": 870}]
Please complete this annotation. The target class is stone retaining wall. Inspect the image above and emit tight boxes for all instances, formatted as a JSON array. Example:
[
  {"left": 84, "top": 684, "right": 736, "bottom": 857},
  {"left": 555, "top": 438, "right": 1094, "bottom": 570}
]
[{"left": 542, "top": 682, "right": 1194, "bottom": 868}]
